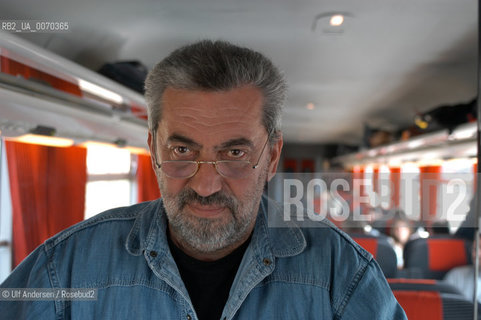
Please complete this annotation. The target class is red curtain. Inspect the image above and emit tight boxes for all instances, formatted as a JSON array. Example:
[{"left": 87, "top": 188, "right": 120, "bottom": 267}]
[
  {"left": 6, "top": 141, "right": 87, "bottom": 267},
  {"left": 136, "top": 154, "right": 160, "bottom": 202},
  {"left": 390, "top": 167, "right": 401, "bottom": 209},
  {"left": 372, "top": 167, "right": 379, "bottom": 195},
  {"left": 419, "top": 165, "right": 441, "bottom": 223}
]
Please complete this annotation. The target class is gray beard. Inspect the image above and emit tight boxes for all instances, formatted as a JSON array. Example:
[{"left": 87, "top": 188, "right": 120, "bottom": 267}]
[
  {"left": 159, "top": 170, "right": 267, "bottom": 253},
  {"left": 166, "top": 202, "right": 254, "bottom": 253}
]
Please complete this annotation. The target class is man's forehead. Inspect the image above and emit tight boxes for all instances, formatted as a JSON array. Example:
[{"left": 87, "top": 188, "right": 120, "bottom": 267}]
[
  {"left": 161, "top": 86, "right": 264, "bottom": 116},
  {"left": 157, "top": 86, "right": 265, "bottom": 140}
]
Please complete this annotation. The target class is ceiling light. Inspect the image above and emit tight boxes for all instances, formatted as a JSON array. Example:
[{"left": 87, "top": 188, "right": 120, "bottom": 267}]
[
  {"left": 124, "top": 146, "right": 150, "bottom": 155},
  {"left": 379, "top": 165, "right": 390, "bottom": 173},
  {"left": 417, "top": 158, "right": 443, "bottom": 167},
  {"left": 78, "top": 79, "right": 123, "bottom": 105},
  {"left": 312, "top": 12, "right": 352, "bottom": 32},
  {"left": 78, "top": 141, "right": 117, "bottom": 149},
  {"left": 401, "top": 162, "right": 420, "bottom": 173},
  {"left": 388, "top": 159, "right": 402, "bottom": 167},
  {"left": 330, "top": 15, "right": 344, "bottom": 26},
  {"left": 79, "top": 141, "right": 149, "bottom": 155},
  {"left": 408, "top": 140, "right": 423, "bottom": 149},
  {"left": 368, "top": 150, "right": 377, "bottom": 157},
  {"left": 386, "top": 146, "right": 396, "bottom": 153},
  {"left": 449, "top": 124, "right": 477, "bottom": 141},
  {"left": 9, "top": 134, "right": 74, "bottom": 147}
]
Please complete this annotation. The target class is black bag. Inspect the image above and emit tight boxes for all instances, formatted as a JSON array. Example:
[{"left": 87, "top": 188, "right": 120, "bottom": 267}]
[{"left": 98, "top": 61, "right": 148, "bottom": 94}]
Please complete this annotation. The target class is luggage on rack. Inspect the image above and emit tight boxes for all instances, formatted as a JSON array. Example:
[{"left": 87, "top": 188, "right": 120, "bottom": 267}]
[{"left": 98, "top": 60, "right": 148, "bottom": 94}]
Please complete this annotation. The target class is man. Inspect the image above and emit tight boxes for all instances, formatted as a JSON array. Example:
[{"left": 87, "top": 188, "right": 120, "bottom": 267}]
[{"left": 1, "top": 40, "right": 406, "bottom": 319}]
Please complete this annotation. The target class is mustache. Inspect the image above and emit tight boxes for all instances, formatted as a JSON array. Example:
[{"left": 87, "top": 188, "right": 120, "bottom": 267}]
[{"left": 177, "top": 188, "right": 237, "bottom": 213}]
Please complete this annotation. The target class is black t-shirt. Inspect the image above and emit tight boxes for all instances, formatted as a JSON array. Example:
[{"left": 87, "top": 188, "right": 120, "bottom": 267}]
[{"left": 168, "top": 235, "right": 250, "bottom": 320}]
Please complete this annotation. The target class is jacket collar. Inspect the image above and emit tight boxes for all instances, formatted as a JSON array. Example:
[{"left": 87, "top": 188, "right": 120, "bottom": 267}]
[
  {"left": 256, "top": 195, "right": 306, "bottom": 258},
  {"left": 125, "top": 199, "right": 168, "bottom": 256}
]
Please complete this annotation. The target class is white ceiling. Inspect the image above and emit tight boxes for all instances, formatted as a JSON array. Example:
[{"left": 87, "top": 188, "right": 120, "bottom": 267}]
[{"left": 0, "top": 0, "right": 478, "bottom": 145}]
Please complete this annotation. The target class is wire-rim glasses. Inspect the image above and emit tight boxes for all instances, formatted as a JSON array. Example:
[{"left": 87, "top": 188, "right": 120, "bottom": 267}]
[{"left": 152, "top": 130, "right": 271, "bottom": 179}]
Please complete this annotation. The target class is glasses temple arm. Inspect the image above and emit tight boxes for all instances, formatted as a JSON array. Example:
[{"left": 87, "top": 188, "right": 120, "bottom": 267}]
[
  {"left": 252, "top": 131, "right": 272, "bottom": 169},
  {"left": 152, "top": 130, "right": 162, "bottom": 169}
]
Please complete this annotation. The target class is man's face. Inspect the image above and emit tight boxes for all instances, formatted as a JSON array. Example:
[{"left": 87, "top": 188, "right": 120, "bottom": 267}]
[{"left": 148, "top": 85, "right": 282, "bottom": 257}]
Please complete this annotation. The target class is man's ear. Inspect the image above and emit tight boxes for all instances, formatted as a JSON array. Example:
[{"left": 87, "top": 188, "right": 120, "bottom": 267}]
[
  {"left": 147, "top": 131, "right": 157, "bottom": 171},
  {"left": 267, "top": 133, "right": 283, "bottom": 182}
]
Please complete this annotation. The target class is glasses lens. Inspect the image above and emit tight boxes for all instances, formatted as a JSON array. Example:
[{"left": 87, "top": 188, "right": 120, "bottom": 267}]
[
  {"left": 216, "top": 161, "right": 251, "bottom": 179},
  {"left": 162, "top": 161, "right": 197, "bottom": 178}
]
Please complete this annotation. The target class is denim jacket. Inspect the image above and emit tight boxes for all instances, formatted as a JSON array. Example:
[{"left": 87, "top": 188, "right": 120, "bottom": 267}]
[{"left": 1, "top": 196, "right": 406, "bottom": 319}]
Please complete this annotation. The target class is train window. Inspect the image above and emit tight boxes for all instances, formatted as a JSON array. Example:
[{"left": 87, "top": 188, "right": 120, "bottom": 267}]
[
  {"left": 84, "top": 180, "right": 132, "bottom": 219},
  {"left": 440, "top": 158, "right": 475, "bottom": 232},
  {"left": 363, "top": 166, "right": 376, "bottom": 206},
  {"left": 400, "top": 162, "right": 421, "bottom": 220},
  {"left": 84, "top": 144, "right": 136, "bottom": 219},
  {"left": 379, "top": 165, "right": 391, "bottom": 209},
  {"left": 86, "top": 144, "right": 131, "bottom": 175}
]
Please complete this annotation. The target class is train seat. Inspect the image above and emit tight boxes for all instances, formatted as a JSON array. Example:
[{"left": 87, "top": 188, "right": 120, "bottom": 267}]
[
  {"left": 393, "top": 290, "right": 479, "bottom": 320},
  {"left": 388, "top": 278, "right": 462, "bottom": 295},
  {"left": 350, "top": 234, "right": 398, "bottom": 278},
  {"left": 403, "top": 236, "right": 471, "bottom": 279}
]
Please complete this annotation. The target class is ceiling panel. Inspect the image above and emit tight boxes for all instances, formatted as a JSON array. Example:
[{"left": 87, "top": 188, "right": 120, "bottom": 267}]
[{"left": 0, "top": 0, "right": 477, "bottom": 145}]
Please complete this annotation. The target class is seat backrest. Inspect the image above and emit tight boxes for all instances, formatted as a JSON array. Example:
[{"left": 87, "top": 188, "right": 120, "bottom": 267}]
[
  {"left": 351, "top": 234, "right": 397, "bottom": 278},
  {"left": 404, "top": 236, "right": 471, "bottom": 279},
  {"left": 393, "top": 290, "right": 478, "bottom": 320},
  {"left": 393, "top": 290, "right": 443, "bottom": 320},
  {"left": 388, "top": 278, "right": 462, "bottom": 295}
]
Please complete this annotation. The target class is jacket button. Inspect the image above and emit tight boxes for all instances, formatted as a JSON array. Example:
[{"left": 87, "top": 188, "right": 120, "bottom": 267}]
[
  {"left": 150, "top": 251, "right": 158, "bottom": 257},
  {"left": 263, "top": 258, "right": 271, "bottom": 266},
  {"left": 187, "top": 315, "right": 192, "bottom": 320}
]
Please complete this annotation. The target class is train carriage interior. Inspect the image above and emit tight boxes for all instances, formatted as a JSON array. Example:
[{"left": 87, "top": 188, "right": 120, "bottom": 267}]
[{"left": 0, "top": 0, "right": 480, "bottom": 318}]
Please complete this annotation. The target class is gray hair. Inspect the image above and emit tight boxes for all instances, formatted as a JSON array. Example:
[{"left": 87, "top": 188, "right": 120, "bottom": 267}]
[{"left": 144, "top": 40, "right": 287, "bottom": 142}]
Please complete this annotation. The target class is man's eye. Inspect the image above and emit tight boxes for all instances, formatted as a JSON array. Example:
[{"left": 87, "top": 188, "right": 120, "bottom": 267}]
[
  {"left": 173, "top": 146, "right": 191, "bottom": 155},
  {"left": 228, "top": 149, "right": 246, "bottom": 158}
]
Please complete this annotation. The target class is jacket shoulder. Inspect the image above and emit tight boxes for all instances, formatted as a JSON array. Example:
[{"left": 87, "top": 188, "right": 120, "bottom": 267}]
[
  {"left": 301, "top": 219, "right": 374, "bottom": 262},
  {"left": 43, "top": 200, "right": 159, "bottom": 250}
]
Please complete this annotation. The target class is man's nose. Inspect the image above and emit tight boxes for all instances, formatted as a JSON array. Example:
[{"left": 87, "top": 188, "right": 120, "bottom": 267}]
[{"left": 188, "top": 162, "right": 223, "bottom": 197}]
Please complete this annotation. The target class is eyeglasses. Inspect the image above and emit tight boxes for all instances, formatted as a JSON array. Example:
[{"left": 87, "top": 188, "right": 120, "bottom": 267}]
[{"left": 152, "top": 131, "right": 271, "bottom": 179}]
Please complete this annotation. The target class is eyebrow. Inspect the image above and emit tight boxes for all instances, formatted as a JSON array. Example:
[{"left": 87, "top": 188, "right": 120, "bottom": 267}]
[
  {"left": 166, "top": 134, "right": 202, "bottom": 148},
  {"left": 218, "top": 138, "right": 254, "bottom": 149},
  {"left": 166, "top": 133, "right": 254, "bottom": 150}
]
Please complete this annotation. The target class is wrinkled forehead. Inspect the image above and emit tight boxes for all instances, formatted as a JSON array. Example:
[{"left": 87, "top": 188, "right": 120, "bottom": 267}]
[{"left": 157, "top": 86, "right": 266, "bottom": 141}]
